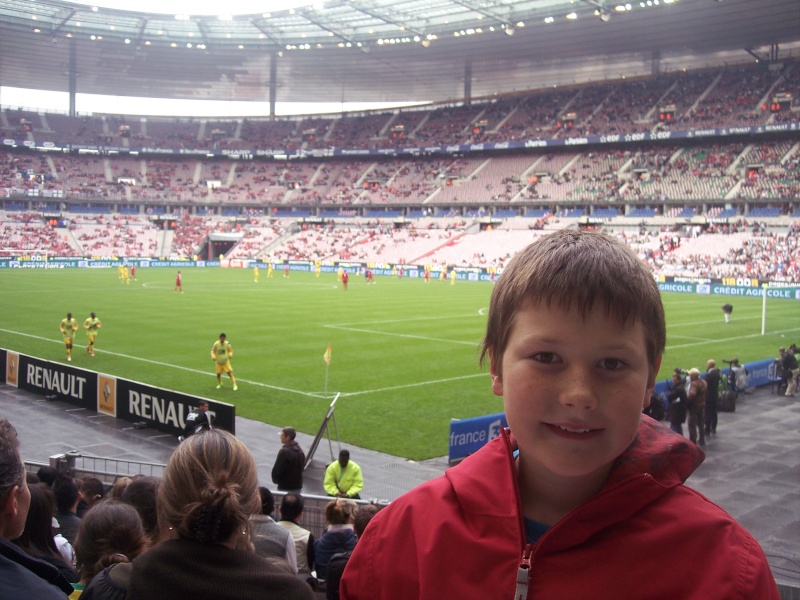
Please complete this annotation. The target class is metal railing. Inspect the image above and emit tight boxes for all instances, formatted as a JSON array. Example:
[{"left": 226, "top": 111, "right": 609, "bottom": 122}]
[{"left": 25, "top": 453, "right": 385, "bottom": 541}]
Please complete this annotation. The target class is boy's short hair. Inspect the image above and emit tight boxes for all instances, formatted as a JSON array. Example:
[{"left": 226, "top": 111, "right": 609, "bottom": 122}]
[
  {"left": 80, "top": 476, "right": 106, "bottom": 500},
  {"left": 480, "top": 229, "right": 666, "bottom": 375},
  {"left": 53, "top": 475, "right": 80, "bottom": 512}
]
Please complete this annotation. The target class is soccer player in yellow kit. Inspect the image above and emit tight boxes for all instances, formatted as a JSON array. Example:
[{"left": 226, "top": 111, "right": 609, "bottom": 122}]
[
  {"left": 211, "top": 333, "right": 237, "bottom": 391},
  {"left": 84, "top": 312, "right": 101, "bottom": 356},
  {"left": 254, "top": 265, "right": 259, "bottom": 283},
  {"left": 60, "top": 312, "right": 78, "bottom": 362}
]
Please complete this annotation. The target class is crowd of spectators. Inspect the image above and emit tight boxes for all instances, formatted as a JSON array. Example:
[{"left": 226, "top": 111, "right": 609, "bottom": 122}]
[
  {"left": 4, "top": 61, "right": 796, "bottom": 154},
  {"left": 2, "top": 418, "right": 328, "bottom": 599},
  {"left": 5, "top": 207, "right": 797, "bottom": 282}
]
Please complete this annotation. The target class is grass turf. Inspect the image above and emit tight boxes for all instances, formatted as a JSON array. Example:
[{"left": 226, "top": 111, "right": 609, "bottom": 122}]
[{"left": 1, "top": 267, "right": 798, "bottom": 460}]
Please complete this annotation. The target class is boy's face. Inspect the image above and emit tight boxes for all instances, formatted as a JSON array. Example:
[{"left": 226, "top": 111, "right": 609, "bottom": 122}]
[{"left": 491, "top": 302, "right": 660, "bottom": 485}]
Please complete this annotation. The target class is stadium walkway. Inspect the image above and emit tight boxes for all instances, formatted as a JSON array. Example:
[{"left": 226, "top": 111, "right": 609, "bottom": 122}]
[{"left": 2, "top": 382, "right": 798, "bottom": 592}]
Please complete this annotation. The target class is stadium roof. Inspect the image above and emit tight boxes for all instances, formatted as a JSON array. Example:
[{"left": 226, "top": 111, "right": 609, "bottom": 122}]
[{"left": 1, "top": 0, "right": 799, "bottom": 109}]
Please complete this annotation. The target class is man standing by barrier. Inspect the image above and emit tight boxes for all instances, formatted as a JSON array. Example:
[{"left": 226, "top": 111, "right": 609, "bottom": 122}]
[{"left": 272, "top": 427, "right": 305, "bottom": 492}]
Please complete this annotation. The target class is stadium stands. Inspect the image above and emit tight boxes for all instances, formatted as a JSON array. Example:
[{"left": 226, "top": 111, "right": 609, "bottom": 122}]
[{"left": 0, "top": 59, "right": 798, "bottom": 282}]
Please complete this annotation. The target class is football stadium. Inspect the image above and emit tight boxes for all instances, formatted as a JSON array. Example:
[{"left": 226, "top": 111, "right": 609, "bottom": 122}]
[{"left": 0, "top": 0, "right": 799, "bottom": 596}]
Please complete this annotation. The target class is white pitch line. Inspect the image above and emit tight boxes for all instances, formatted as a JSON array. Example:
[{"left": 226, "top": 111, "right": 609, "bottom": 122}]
[
  {"left": 0, "top": 327, "right": 484, "bottom": 400},
  {"left": 330, "top": 313, "right": 483, "bottom": 327},
  {"left": 324, "top": 324, "right": 479, "bottom": 346},
  {"left": 0, "top": 328, "right": 324, "bottom": 398},
  {"left": 666, "top": 326, "right": 800, "bottom": 350},
  {"left": 338, "top": 372, "right": 487, "bottom": 398}
]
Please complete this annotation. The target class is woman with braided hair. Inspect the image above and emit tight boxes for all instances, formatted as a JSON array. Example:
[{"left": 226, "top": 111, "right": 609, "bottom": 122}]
[{"left": 83, "top": 430, "right": 314, "bottom": 600}]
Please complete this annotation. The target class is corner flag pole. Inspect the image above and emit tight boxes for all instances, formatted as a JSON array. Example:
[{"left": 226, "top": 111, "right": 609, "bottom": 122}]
[
  {"left": 761, "top": 285, "right": 767, "bottom": 336},
  {"left": 323, "top": 343, "right": 332, "bottom": 395}
]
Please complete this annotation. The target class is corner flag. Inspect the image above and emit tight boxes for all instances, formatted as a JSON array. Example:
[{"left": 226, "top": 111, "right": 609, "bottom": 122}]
[{"left": 323, "top": 344, "right": 332, "bottom": 365}]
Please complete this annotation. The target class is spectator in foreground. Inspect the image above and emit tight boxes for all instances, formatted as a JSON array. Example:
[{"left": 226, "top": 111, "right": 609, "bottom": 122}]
[
  {"left": 0, "top": 417, "right": 74, "bottom": 599},
  {"left": 340, "top": 229, "right": 779, "bottom": 599},
  {"left": 77, "top": 477, "right": 105, "bottom": 518},
  {"left": 277, "top": 492, "right": 316, "bottom": 580},
  {"left": 12, "top": 483, "right": 78, "bottom": 583},
  {"left": 324, "top": 503, "right": 381, "bottom": 600},
  {"left": 250, "top": 487, "right": 297, "bottom": 573},
  {"left": 53, "top": 476, "right": 82, "bottom": 545},
  {"left": 314, "top": 498, "right": 357, "bottom": 582},
  {"left": 37, "top": 466, "right": 59, "bottom": 488},
  {"left": 83, "top": 429, "right": 313, "bottom": 600},
  {"left": 119, "top": 476, "right": 161, "bottom": 545},
  {"left": 73, "top": 501, "right": 149, "bottom": 596},
  {"left": 108, "top": 477, "right": 132, "bottom": 500}
]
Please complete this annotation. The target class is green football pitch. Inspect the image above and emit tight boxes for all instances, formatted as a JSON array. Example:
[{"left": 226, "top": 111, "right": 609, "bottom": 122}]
[{"left": 0, "top": 267, "right": 798, "bottom": 460}]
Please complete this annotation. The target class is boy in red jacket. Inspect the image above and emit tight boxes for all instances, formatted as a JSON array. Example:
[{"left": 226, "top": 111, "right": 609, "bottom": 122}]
[{"left": 341, "top": 229, "right": 779, "bottom": 600}]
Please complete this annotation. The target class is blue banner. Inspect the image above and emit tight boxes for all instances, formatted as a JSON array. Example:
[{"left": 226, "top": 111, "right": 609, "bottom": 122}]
[{"left": 448, "top": 412, "right": 507, "bottom": 464}]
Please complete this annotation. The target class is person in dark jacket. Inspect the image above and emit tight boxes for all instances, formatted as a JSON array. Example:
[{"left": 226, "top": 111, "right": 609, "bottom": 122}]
[
  {"left": 324, "top": 504, "right": 382, "bottom": 600},
  {"left": 53, "top": 476, "right": 81, "bottom": 546},
  {"left": 721, "top": 303, "right": 733, "bottom": 323},
  {"left": 666, "top": 372, "right": 688, "bottom": 436},
  {"left": 179, "top": 400, "right": 212, "bottom": 442},
  {"left": 704, "top": 359, "right": 722, "bottom": 435},
  {"left": 271, "top": 427, "right": 305, "bottom": 492},
  {"left": 0, "top": 417, "right": 74, "bottom": 599},
  {"left": 314, "top": 498, "right": 357, "bottom": 581},
  {"left": 12, "top": 484, "right": 78, "bottom": 584}
]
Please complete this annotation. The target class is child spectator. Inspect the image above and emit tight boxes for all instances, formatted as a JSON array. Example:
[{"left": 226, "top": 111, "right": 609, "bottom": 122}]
[
  {"left": 74, "top": 501, "right": 149, "bottom": 596},
  {"left": 341, "top": 229, "right": 779, "bottom": 599},
  {"left": 314, "top": 498, "right": 357, "bottom": 582}
]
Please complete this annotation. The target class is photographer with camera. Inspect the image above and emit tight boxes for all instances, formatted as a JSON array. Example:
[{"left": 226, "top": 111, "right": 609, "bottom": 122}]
[{"left": 724, "top": 358, "right": 749, "bottom": 394}]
